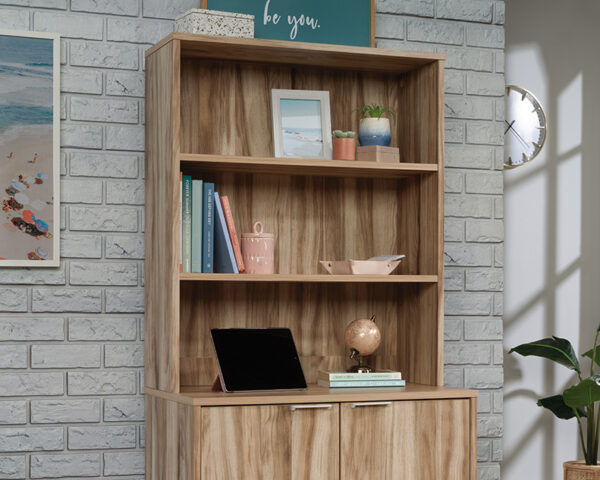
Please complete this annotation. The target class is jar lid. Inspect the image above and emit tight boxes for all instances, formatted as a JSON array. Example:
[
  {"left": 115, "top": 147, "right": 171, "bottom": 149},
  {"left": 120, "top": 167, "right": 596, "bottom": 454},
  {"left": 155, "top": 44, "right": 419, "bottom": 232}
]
[{"left": 241, "top": 221, "right": 274, "bottom": 239}]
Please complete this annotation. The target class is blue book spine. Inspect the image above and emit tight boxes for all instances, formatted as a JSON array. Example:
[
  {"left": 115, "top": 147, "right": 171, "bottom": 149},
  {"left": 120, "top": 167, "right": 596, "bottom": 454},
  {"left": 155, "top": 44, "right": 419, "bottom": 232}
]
[
  {"left": 191, "top": 180, "right": 203, "bottom": 273},
  {"left": 202, "top": 182, "right": 214, "bottom": 273},
  {"left": 213, "top": 192, "right": 239, "bottom": 274},
  {"left": 182, "top": 175, "right": 192, "bottom": 273},
  {"left": 319, "top": 379, "right": 406, "bottom": 388}
]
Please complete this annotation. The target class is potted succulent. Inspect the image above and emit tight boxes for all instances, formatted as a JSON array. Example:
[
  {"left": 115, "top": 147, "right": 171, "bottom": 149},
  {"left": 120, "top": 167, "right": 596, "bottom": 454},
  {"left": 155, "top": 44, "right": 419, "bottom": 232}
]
[
  {"left": 510, "top": 326, "right": 600, "bottom": 479},
  {"left": 332, "top": 130, "right": 356, "bottom": 161},
  {"left": 354, "top": 104, "right": 396, "bottom": 146}
]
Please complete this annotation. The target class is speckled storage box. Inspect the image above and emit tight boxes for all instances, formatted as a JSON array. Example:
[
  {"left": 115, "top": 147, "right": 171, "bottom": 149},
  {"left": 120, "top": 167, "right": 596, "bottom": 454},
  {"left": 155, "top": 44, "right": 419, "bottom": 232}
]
[{"left": 175, "top": 9, "right": 254, "bottom": 38}]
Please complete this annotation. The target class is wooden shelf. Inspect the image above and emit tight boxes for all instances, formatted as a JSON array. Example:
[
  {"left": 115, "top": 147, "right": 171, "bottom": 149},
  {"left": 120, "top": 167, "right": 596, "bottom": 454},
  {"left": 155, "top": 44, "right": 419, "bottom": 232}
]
[
  {"left": 180, "top": 153, "right": 438, "bottom": 179},
  {"left": 146, "top": 33, "right": 445, "bottom": 74},
  {"left": 179, "top": 273, "right": 438, "bottom": 283},
  {"left": 146, "top": 383, "right": 477, "bottom": 407}
]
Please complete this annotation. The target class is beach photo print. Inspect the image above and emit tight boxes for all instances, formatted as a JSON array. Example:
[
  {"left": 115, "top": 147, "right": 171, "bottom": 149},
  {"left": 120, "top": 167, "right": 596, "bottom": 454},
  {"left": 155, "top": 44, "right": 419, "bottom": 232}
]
[
  {"left": 271, "top": 89, "right": 332, "bottom": 160},
  {"left": 0, "top": 30, "right": 60, "bottom": 266}
]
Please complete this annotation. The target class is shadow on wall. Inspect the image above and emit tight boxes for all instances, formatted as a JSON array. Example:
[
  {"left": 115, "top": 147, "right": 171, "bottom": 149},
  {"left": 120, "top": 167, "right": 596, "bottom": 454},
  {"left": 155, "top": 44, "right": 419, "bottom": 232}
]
[{"left": 504, "top": 1, "right": 600, "bottom": 479}]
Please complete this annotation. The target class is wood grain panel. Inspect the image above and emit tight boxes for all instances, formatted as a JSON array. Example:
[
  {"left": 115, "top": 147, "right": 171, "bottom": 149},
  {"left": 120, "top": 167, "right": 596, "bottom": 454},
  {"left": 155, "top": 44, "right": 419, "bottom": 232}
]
[
  {"left": 470, "top": 397, "right": 478, "bottom": 479},
  {"left": 398, "top": 61, "right": 442, "bottom": 164},
  {"left": 145, "top": 394, "right": 200, "bottom": 480},
  {"left": 180, "top": 154, "right": 438, "bottom": 179},
  {"left": 147, "top": 34, "right": 444, "bottom": 74},
  {"left": 179, "top": 273, "right": 438, "bottom": 282},
  {"left": 340, "top": 402, "right": 395, "bottom": 479},
  {"left": 180, "top": 60, "right": 404, "bottom": 158},
  {"left": 145, "top": 40, "right": 181, "bottom": 392},
  {"left": 146, "top": 383, "right": 477, "bottom": 407},
  {"left": 179, "top": 282, "right": 409, "bottom": 386},
  {"left": 173, "top": 171, "right": 425, "bottom": 276},
  {"left": 201, "top": 404, "right": 339, "bottom": 480},
  {"left": 341, "top": 399, "right": 471, "bottom": 480},
  {"left": 397, "top": 283, "right": 441, "bottom": 385},
  {"left": 392, "top": 399, "right": 470, "bottom": 479}
]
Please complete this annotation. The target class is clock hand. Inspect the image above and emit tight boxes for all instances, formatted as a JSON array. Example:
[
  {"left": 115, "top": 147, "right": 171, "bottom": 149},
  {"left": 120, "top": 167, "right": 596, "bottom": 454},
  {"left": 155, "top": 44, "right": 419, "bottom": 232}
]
[
  {"left": 508, "top": 128, "right": 530, "bottom": 151},
  {"left": 511, "top": 127, "right": 530, "bottom": 150},
  {"left": 504, "top": 120, "right": 516, "bottom": 135},
  {"left": 505, "top": 121, "right": 531, "bottom": 151}
]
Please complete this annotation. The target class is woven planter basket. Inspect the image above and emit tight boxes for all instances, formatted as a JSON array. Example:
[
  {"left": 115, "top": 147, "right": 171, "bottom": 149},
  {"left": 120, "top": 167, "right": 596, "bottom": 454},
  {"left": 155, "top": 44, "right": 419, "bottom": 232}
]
[{"left": 565, "top": 461, "right": 600, "bottom": 480}]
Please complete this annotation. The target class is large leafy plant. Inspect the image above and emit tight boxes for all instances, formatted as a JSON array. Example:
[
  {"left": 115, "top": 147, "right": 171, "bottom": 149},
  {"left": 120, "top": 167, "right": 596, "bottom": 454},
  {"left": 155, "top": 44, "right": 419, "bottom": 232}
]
[{"left": 510, "top": 327, "right": 600, "bottom": 465}]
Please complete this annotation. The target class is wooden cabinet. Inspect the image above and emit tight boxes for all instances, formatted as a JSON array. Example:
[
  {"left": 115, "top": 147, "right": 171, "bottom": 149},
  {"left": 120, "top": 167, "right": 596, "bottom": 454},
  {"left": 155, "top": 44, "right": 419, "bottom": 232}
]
[
  {"left": 144, "top": 33, "right": 478, "bottom": 480},
  {"left": 341, "top": 399, "right": 472, "bottom": 479},
  {"left": 201, "top": 404, "right": 339, "bottom": 480}
]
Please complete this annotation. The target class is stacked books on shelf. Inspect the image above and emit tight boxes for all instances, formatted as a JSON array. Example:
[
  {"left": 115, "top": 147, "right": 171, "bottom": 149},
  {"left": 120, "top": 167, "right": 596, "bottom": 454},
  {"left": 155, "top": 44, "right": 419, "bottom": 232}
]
[
  {"left": 317, "top": 370, "right": 405, "bottom": 388},
  {"left": 180, "top": 174, "right": 245, "bottom": 274}
]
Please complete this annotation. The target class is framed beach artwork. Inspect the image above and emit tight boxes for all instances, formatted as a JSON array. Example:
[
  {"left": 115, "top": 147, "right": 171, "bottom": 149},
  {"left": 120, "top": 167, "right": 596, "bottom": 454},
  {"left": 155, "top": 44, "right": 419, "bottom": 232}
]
[
  {"left": 0, "top": 30, "right": 60, "bottom": 266},
  {"left": 271, "top": 89, "right": 332, "bottom": 160}
]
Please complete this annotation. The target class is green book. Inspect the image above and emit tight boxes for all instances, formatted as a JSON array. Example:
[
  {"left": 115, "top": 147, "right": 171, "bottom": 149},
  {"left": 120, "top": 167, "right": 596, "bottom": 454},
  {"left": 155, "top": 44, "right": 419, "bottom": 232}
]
[
  {"left": 191, "top": 180, "right": 203, "bottom": 273},
  {"left": 182, "top": 175, "right": 192, "bottom": 273}
]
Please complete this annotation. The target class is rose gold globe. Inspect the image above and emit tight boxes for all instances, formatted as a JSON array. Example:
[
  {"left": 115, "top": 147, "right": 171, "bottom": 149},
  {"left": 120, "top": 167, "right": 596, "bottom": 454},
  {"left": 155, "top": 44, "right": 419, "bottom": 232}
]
[{"left": 344, "top": 315, "right": 381, "bottom": 372}]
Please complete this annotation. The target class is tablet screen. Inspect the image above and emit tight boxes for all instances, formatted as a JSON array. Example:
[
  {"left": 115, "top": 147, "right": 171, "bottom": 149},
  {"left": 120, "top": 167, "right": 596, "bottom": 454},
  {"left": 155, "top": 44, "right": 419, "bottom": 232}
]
[{"left": 211, "top": 328, "right": 308, "bottom": 392}]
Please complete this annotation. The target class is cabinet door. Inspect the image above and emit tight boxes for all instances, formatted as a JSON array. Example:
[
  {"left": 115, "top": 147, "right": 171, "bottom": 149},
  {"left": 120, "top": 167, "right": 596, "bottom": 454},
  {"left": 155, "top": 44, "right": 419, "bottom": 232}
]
[
  {"left": 201, "top": 403, "right": 339, "bottom": 480},
  {"left": 341, "top": 399, "right": 472, "bottom": 480}
]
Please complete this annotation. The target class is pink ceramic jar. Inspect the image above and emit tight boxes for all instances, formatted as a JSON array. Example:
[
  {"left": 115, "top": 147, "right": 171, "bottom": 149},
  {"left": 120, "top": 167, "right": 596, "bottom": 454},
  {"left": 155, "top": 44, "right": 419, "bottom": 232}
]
[{"left": 241, "top": 221, "right": 274, "bottom": 274}]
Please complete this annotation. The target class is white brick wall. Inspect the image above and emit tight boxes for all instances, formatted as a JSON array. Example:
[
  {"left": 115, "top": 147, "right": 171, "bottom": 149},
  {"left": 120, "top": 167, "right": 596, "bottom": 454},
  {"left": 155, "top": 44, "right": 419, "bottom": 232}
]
[{"left": 0, "top": 0, "right": 503, "bottom": 478}]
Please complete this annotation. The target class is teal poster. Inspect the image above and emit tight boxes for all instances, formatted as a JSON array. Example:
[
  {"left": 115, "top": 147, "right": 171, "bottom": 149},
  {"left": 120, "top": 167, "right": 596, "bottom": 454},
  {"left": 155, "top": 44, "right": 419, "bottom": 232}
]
[{"left": 207, "top": 0, "right": 373, "bottom": 47}]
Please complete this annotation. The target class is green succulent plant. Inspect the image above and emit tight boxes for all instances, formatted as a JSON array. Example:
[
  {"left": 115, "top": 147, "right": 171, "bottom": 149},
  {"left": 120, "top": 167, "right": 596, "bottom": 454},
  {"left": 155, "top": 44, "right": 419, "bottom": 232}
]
[
  {"left": 510, "top": 325, "right": 600, "bottom": 465},
  {"left": 332, "top": 130, "right": 356, "bottom": 139},
  {"left": 353, "top": 104, "right": 396, "bottom": 124}
]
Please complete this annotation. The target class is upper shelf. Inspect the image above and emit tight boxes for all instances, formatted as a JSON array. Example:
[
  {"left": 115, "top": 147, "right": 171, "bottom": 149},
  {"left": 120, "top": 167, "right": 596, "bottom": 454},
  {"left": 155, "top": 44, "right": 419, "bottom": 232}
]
[
  {"left": 180, "top": 154, "right": 438, "bottom": 179},
  {"left": 146, "top": 33, "right": 445, "bottom": 74}
]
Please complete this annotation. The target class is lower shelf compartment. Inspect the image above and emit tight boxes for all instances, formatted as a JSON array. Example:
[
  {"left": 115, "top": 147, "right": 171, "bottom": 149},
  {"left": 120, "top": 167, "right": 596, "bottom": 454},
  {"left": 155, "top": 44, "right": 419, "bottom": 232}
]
[{"left": 145, "top": 383, "right": 477, "bottom": 406}]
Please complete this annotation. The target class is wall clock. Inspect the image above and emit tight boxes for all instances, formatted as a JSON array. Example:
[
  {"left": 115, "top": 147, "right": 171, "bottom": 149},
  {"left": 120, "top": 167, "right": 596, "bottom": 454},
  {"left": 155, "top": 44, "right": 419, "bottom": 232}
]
[{"left": 504, "top": 85, "right": 547, "bottom": 168}]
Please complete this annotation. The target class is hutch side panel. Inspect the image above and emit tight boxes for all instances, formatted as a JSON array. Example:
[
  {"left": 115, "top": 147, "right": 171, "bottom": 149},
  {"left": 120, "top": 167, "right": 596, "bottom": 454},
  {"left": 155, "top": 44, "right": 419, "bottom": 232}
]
[{"left": 145, "top": 41, "right": 182, "bottom": 392}]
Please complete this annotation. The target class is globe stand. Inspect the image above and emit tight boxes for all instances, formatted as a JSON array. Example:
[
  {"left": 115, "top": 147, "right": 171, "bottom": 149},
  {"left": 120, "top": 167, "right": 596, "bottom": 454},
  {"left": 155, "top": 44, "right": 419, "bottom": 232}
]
[{"left": 347, "top": 348, "right": 373, "bottom": 373}]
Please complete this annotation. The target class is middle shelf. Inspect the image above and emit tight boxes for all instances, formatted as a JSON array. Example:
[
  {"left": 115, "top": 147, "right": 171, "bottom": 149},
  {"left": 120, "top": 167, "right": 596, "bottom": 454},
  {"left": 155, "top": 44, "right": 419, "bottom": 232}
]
[
  {"left": 180, "top": 273, "right": 438, "bottom": 283},
  {"left": 180, "top": 153, "right": 438, "bottom": 179}
]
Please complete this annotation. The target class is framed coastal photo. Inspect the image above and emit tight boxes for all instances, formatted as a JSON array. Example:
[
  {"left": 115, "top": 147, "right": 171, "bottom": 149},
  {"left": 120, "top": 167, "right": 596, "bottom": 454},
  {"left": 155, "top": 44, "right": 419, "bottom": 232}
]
[
  {"left": 271, "top": 89, "right": 332, "bottom": 160},
  {"left": 0, "top": 30, "right": 60, "bottom": 267}
]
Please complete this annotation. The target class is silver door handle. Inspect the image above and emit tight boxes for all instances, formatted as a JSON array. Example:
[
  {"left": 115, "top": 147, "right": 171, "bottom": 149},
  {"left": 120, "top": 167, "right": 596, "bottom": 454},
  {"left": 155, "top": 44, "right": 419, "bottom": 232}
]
[
  {"left": 289, "top": 404, "right": 333, "bottom": 411},
  {"left": 350, "top": 401, "right": 392, "bottom": 408}
]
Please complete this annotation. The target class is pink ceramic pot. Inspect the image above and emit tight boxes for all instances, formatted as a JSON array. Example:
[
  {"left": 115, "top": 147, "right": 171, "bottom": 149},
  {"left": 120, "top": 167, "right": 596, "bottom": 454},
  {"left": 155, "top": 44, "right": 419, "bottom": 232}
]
[{"left": 241, "top": 221, "right": 274, "bottom": 274}]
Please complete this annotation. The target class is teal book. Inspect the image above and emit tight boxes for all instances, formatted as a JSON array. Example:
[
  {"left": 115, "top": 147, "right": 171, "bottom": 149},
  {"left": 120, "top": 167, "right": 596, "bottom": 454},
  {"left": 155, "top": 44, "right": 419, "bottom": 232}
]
[
  {"left": 213, "top": 192, "right": 238, "bottom": 274},
  {"left": 202, "top": 182, "right": 214, "bottom": 273},
  {"left": 182, "top": 175, "right": 192, "bottom": 273},
  {"left": 191, "top": 180, "right": 203, "bottom": 273},
  {"left": 317, "top": 379, "right": 405, "bottom": 388}
]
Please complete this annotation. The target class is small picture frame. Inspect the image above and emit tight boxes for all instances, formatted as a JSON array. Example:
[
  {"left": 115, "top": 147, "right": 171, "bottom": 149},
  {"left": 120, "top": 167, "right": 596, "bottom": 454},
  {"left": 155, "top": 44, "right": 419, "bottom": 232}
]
[{"left": 271, "top": 89, "right": 332, "bottom": 159}]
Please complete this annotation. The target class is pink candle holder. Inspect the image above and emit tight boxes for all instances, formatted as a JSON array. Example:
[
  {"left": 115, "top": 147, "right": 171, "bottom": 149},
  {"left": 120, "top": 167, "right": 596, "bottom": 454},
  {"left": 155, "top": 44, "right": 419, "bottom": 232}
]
[{"left": 241, "top": 221, "right": 274, "bottom": 274}]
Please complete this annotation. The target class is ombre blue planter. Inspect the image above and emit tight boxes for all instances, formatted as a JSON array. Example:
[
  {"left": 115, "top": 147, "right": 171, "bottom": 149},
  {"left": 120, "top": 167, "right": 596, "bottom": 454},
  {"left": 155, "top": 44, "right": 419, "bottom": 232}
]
[{"left": 358, "top": 117, "right": 391, "bottom": 146}]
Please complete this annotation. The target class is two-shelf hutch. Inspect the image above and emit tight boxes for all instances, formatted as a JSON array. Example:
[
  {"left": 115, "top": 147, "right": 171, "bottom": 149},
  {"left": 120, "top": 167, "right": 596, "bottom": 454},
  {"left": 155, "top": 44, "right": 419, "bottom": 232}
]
[{"left": 144, "top": 33, "right": 477, "bottom": 480}]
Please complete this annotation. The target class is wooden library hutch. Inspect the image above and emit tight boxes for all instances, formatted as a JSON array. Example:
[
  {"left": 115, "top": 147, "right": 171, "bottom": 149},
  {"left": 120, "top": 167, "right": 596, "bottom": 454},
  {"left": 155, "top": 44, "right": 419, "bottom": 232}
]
[{"left": 144, "top": 33, "right": 478, "bottom": 479}]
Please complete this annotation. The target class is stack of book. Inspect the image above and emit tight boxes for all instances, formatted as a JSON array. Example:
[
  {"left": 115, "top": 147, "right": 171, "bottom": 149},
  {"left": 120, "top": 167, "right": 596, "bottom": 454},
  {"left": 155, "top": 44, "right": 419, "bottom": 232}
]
[
  {"left": 317, "top": 370, "right": 405, "bottom": 388},
  {"left": 180, "top": 174, "right": 245, "bottom": 274}
]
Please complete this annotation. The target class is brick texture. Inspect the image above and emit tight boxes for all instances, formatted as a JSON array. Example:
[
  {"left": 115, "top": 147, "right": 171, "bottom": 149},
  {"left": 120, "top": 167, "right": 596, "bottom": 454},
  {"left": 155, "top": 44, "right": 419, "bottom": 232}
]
[{"left": 0, "top": 1, "right": 503, "bottom": 479}]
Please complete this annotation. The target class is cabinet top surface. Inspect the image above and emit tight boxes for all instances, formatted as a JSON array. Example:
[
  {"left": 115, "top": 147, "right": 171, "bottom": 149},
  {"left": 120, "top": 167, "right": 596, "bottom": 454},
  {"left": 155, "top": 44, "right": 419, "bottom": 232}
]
[
  {"left": 145, "top": 383, "right": 477, "bottom": 406},
  {"left": 146, "top": 33, "right": 445, "bottom": 73}
]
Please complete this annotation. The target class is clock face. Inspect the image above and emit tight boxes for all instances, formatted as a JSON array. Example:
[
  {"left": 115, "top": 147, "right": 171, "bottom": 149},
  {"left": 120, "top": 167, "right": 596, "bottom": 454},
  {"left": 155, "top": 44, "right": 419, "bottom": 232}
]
[{"left": 504, "top": 85, "right": 547, "bottom": 168}]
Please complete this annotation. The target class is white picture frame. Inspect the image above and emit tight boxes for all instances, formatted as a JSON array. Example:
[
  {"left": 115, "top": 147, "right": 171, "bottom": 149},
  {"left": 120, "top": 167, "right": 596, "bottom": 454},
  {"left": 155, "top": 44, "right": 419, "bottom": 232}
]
[
  {"left": 0, "top": 29, "right": 60, "bottom": 267},
  {"left": 271, "top": 89, "right": 332, "bottom": 160}
]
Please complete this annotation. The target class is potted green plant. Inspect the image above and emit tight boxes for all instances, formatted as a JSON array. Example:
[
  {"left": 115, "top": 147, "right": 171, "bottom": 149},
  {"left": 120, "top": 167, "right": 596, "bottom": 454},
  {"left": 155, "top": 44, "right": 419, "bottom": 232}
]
[
  {"left": 510, "top": 326, "right": 600, "bottom": 479},
  {"left": 332, "top": 130, "right": 356, "bottom": 161},
  {"left": 354, "top": 104, "right": 396, "bottom": 147}
]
